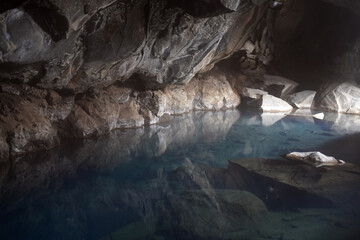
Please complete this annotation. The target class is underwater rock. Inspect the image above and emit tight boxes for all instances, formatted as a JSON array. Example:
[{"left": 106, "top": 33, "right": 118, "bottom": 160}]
[
  {"left": 284, "top": 151, "right": 345, "bottom": 166},
  {"left": 285, "top": 90, "right": 316, "bottom": 109},
  {"left": 261, "top": 94, "right": 293, "bottom": 112},
  {"left": 318, "top": 81, "right": 360, "bottom": 114},
  {"left": 170, "top": 189, "right": 268, "bottom": 239},
  {"left": 229, "top": 158, "right": 360, "bottom": 211}
]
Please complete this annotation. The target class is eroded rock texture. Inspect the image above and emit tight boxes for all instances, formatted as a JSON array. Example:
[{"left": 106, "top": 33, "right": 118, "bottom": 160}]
[
  {"left": 0, "top": 0, "right": 267, "bottom": 90},
  {"left": 0, "top": 0, "right": 272, "bottom": 160},
  {"left": 0, "top": 67, "right": 241, "bottom": 159}
]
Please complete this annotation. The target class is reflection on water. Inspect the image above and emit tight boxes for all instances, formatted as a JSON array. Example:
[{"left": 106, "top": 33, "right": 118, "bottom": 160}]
[{"left": 0, "top": 109, "right": 360, "bottom": 240}]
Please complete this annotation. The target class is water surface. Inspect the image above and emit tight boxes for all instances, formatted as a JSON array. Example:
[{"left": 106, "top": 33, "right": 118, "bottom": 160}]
[{"left": 0, "top": 109, "right": 360, "bottom": 240}]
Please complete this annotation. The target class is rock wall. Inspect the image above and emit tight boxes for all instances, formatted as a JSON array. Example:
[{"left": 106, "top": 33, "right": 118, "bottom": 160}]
[
  {"left": 0, "top": 0, "right": 267, "bottom": 90},
  {"left": 0, "top": 67, "right": 241, "bottom": 160},
  {"left": 0, "top": 0, "right": 272, "bottom": 161}
]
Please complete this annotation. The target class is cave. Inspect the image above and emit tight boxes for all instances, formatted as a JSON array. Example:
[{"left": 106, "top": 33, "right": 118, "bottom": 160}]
[{"left": 1, "top": 0, "right": 360, "bottom": 239}]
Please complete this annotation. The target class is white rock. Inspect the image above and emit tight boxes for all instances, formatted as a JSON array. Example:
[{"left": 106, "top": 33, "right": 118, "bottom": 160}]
[
  {"left": 318, "top": 81, "right": 360, "bottom": 114},
  {"left": 263, "top": 75, "right": 299, "bottom": 98},
  {"left": 241, "top": 87, "right": 268, "bottom": 99},
  {"left": 241, "top": 40, "right": 256, "bottom": 54},
  {"left": 313, "top": 113, "right": 324, "bottom": 120},
  {"left": 284, "top": 151, "right": 345, "bottom": 166},
  {"left": 261, "top": 95, "right": 293, "bottom": 112},
  {"left": 285, "top": 90, "right": 316, "bottom": 109}
]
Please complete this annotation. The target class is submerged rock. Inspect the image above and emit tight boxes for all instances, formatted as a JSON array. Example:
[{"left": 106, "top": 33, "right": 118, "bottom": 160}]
[
  {"left": 285, "top": 90, "right": 316, "bottom": 109},
  {"left": 261, "top": 94, "right": 293, "bottom": 112},
  {"left": 229, "top": 158, "right": 360, "bottom": 211},
  {"left": 318, "top": 82, "right": 360, "bottom": 114},
  {"left": 170, "top": 189, "right": 268, "bottom": 239},
  {"left": 284, "top": 151, "right": 345, "bottom": 166}
]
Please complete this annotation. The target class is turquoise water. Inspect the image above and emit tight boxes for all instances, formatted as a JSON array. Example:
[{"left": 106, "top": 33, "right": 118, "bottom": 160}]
[{"left": 0, "top": 109, "right": 359, "bottom": 240}]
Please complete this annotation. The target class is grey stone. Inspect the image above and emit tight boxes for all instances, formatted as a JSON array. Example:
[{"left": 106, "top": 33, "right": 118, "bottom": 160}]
[
  {"left": 261, "top": 94, "right": 293, "bottom": 112},
  {"left": 285, "top": 90, "right": 316, "bottom": 109},
  {"left": 263, "top": 75, "right": 299, "bottom": 98},
  {"left": 284, "top": 151, "right": 345, "bottom": 166},
  {"left": 318, "top": 81, "right": 360, "bottom": 114}
]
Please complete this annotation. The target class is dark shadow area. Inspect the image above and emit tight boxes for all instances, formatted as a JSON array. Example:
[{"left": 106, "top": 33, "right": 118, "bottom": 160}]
[
  {"left": 24, "top": 0, "right": 69, "bottom": 42},
  {"left": 272, "top": 0, "right": 360, "bottom": 90},
  {"left": 0, "top": 62, "right": 46, "bottom": 85},
  {"left": 0, "top": 0, "right": 27, "bottom": 13},
  {"left": 167, "top": 0, "right": 231, "bottom": 18}
]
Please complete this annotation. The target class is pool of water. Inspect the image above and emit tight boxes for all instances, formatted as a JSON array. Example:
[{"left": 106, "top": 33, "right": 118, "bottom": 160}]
[{"left": 0, "top": 109, "right": 360, "bottom": 240}]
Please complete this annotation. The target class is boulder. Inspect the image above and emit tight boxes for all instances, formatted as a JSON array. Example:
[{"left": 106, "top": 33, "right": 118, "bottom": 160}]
[
  {"left": 263, "top": 75, "right": 299, "bottom": 98},
  {"left": 284, "top": 151, "right": 345, "bottom": 166},
  {"left": 190, "top": 70, "right": 241, "bottom": 110},
  {"left": 318, "top": 82, "right": 360, "bottom": 114},
  {"left": 261, "top": 94, "right": 293, "bottom": 112},
  {"left": 285, "top": 90, "right": 316, "bottom": 109},
  {"left": 170, "top": 189, "right": 268, "bottom": 239},
  {"left": 241, "top": 87, "right": 268, "bottom": 107},
  {"left": 0, "top": 87, "right": 61, "bottom": 156},
  {"left": 241, "top": 87, "right": 268, "bottom": 99},
  {"left": 229, "top": 158, "right": 360, "bottom": 210}
]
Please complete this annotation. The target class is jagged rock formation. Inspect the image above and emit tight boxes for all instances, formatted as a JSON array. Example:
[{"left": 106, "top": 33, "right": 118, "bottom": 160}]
[
  {"left": 0, "top": 0, "right": 268, "bottom": 90},
  {"left": 285, "top": 90, "right": 316, "bottom": 109},
  {"left": 260, "top": 94, "right": 293, "bottom": 112},
  {"left": 0, "top": 68, "right": 240, "bottom": 159},
  {"left": 317, "top": 81, "right": 360, "bottom": 114},
  {"left": 0, "top": 0, "right": 272, "bottom": 160}
]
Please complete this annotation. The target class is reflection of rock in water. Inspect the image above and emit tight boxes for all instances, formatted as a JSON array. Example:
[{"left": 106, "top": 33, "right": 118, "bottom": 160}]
[
  {"left": 0, "top": 110, "right": 239, "bottom": 208},
  {"left": 1, "top": 109, "right": 360, "bottom": 240},
  {"left": 324, "top": 112, "right": 360, "bottom": 134}
]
